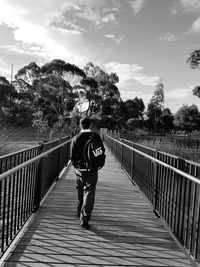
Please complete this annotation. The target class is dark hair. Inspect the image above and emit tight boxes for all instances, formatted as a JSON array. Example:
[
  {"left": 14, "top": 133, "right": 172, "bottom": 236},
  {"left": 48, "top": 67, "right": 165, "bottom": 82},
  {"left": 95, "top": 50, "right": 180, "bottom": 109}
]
[{"left": 80, "top": 117, "right": 91, "bottom": 129}]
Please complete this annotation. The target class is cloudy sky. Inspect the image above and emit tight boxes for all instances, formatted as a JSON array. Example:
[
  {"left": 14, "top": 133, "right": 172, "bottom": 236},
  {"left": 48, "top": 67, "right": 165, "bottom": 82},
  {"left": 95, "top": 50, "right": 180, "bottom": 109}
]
[{"left": 1, "top": 0, "right": 200, "bottom": 113}]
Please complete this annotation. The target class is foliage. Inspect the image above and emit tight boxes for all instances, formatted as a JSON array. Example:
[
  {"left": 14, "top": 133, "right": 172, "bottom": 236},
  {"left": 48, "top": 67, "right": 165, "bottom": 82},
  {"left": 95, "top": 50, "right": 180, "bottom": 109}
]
[
  {"left": 80, "top": 62, "right": 121, "bottom": 119},
  {"left": 187, "top": 50, "right": 200, "bottom": 69},
  {"left": 187, "top": 50, "right": 200, "bottom": 102},
  {"left": 32, "top": 74, "right": 75, "bottom": 136},
  {"left": 125, "top": 118, "right": 146, "bottom": 130},
  {"left": 174, "top": 104, "right": 200, "bottom": 133},
  {"left": 15, "top": 62, "right": 41, "bottom": 85},
  {"left": 0, "top": 76, "right": 18, "bottom": 115},
  {"left": 146, "top": 82, "right": 165, "bottom": 132},
  {"left": 193, "top": 85, "right": 200, "bottom": 97},
  {"left": 159, "top": 108, "right": 174, "bottom": 133},
  {"left": 41, "top": 59, "right": 86, "bottom": 86},
  {"left": 12, "top": 59, "right": 85, "bottom": 135}
]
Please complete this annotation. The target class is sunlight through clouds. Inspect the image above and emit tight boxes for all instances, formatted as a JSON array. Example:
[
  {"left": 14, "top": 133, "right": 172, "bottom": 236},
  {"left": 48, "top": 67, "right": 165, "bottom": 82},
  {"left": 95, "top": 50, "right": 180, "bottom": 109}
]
[
  {"left": 0, "top": 0, "right": 200, "bottom": 113},
  {"left": 104, "top": 62, "right": 159, "bottom": 87}
]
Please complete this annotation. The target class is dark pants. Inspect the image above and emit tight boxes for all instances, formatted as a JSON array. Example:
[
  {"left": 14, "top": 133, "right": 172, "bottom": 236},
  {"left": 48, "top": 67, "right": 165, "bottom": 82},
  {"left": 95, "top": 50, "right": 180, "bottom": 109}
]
[{"left": 75, "top": 169, "right": 98, "bottom": 221}]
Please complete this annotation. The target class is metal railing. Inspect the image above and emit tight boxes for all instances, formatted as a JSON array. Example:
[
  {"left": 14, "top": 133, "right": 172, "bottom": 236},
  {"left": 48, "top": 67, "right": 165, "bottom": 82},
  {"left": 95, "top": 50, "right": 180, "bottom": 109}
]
[
  {"left": 121, "top": 138, "right": 200, "bottom": 178},
  {"left": 119, "top": 132, "right": 200, "bottom": 149},
  {"left": 0, "top": 138, "right": 71, "bottom": 257},
  {"left": 104, "top": 134, "right": 200, "bottom": 262}
]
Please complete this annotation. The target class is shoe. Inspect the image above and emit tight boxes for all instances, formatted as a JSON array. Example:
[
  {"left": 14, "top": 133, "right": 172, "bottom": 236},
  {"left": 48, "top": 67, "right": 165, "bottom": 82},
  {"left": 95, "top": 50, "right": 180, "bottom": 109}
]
[{"left": 81, "top": 220, "right": 90, "bottom": 230}]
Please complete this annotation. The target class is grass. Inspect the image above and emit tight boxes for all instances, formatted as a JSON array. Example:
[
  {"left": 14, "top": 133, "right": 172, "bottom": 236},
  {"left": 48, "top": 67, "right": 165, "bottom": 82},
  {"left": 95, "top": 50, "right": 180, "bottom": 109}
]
[
  {"left": 0, "top": 142, "right": 37, "bottom": 157},
  {"left": 137, "top": 139, "right": 200, "bottom": 163}
]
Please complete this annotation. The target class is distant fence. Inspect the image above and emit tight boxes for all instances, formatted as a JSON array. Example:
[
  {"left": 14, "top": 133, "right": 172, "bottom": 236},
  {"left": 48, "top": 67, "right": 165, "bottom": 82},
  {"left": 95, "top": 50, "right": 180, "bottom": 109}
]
[
  {"left": 0, "top": 136, "right": 71, "bottom": 257},
  {"left": 104, "top": 134, "right": 200, "bottom": 262}
]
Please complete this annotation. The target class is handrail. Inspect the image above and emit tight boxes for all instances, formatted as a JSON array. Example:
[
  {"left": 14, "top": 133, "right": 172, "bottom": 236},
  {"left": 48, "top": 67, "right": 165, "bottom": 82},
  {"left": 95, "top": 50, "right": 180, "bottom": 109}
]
[
  {"left": 0, "top": 138, "right": 72, "bottom": 182},
  {"left": 0, "top": 144, "right": 40, "bottom": 159},
  {"left": 105, "top": 134, "right": 200, "bottom": 261},
  {"left": 0, "top": 136, "right": 72, "bottom": 255},
  {"left": 121, "top": 137, "right": 200, "bottom": 167},
  {"left": 107, "top": 134, "right": 200, "bottom": 185}
]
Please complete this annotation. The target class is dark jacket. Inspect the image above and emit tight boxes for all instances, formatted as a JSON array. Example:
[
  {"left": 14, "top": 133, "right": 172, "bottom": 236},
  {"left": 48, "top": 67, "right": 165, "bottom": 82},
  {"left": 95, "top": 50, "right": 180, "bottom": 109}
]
[{"left": 70, "top": 130, "right": 105, "bottom": 170}]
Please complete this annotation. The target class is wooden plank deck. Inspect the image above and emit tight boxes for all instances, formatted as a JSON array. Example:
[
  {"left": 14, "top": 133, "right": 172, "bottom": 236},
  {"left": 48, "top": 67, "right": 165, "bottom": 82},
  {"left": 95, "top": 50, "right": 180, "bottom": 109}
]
[{"left": 2, "top": 147, "right": 198, "bottom": 267}]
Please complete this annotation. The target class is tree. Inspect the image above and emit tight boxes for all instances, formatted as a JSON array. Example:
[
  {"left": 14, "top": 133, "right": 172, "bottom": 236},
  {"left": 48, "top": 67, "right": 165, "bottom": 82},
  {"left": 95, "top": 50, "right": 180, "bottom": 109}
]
[
  {"left": 15, "top": 62, "right": 41, "bottom": 85},
  {"left": 0, "top": 76, "right": 17, "bottom": 115},
  {"left": 80, "top": 77, "right": 100, "bottom": 117},
  {"left": 174, "top": 104, "right": 200, "bottom": 133},
  {"left": 41, "top": 59, "right": 86, "bottom": 86},
  {"left": 125, "top": 118, "right": 145, "bottom": 131},
  {"left": 159, "top": 108, "right": 174, "bottom": 134},
  {"left": 13, "top": 59, "right": 84, "bottom": 135},
  {"left": 146, "top": 82, "right": 165, "bottom": 133},
  {"left": 123, "top": 98, "right": 145, "bottom": 120},
  {"left": 32, "top": 74, "right": 76, "bottom": 138},
  {"left": 187, "top": 50, "right": 200, "bottom": 100},
  {"left": 187, "top": 50, "right": 200, "bottom": 69},
  {"left": 82, "top": 62, "right": 121, "bottom": 121}
]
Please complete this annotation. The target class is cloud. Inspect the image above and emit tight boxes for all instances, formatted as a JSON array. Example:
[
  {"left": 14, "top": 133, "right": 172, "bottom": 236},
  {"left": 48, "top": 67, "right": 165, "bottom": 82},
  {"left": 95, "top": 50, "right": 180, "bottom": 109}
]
[
  {"left": 159, "top": 32, "right": 178, "bottom": 42},
  {"left": 172, "top": 0, "right": 200, "bottom": 33},
  {"left": 165, "top": 87, "right": 192, "bottom": 99},
  {"left": 120, "top": 89, "right": 152, "bottom": 103},
  {"left": 50, "top": 17, "right": 86, "bottom": 35},
  {"left": 104, "top": 61, "right": 159, "bottom": 87},
  {"left": 164, "top": 87, "right": 200, "bottom": 113},
  {"left": 104, "top": 34, "right": 122, "bottom": 43},
  {"left": 0, "top": 0, "right": 96, "bottom": 70},
  {"left": 175, "top": 0, "right": 200, "bottom": 13},
  {"left": 190, "top": 16, "right": 200, "bottom": 32},
  {"left": 129, "top": 0, "right": 147, "bottom": 14},
  {"left": 60, "top": 0, "right": 119, "bottom": 30},
  {"left": 105, "top": 34, "right": 115, "bottom": 39}
]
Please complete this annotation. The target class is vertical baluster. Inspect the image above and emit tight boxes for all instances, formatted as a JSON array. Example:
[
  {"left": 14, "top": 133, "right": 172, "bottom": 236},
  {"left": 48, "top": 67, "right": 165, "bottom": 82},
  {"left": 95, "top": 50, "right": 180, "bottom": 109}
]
[
  {"left": 190, "top": 183, "right": 200, "bottom": 257},
  {"left": 17, "top": 168, "right": 23, "bottom": 230},
  {"left": 6, "top": 176, "right": 12, "bottom": 246},
  {"left": 20, "top": 165, "right": 26, "bottom": 226},
  {"left": 1, "top": 179, "right": 7, "bottom": 252},
  {"left": 0, "top": 179, "right": 2, "bottom": 251},
  {"left": 10, "top": 172, "right": 16, "bottom": 241},
  {"left": 23, "top": 165, "right": 29, "bottom": 222}
]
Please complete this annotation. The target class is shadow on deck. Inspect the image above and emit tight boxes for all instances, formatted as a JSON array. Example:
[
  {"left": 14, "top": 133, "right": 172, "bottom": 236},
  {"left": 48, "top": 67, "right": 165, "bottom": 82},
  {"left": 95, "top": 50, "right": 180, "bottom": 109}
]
[{"left": 1, "top": 147, "right": 198, "bottom": 266}]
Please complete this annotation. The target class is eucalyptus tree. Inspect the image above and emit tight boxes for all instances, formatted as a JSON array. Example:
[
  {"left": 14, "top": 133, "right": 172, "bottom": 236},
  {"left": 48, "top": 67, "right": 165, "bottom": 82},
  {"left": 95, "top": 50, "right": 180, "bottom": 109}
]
[
  {"left": 41, "top": 59, "right": 86, "bottom": 86},
  {"left": 32, "top": 75, "right": 76, "bottom": 138},
  {"left": 0, "top": 76, "right": 17, "bottom": 115},
  {"left": 13, "top": 59, "right": 84, "bottom": 135},
  {"left": 146, "top": 82, "right": 165, "bottom": 133},
  {"left": 82, "top": 62, "right": 121, "bottom": 122}
]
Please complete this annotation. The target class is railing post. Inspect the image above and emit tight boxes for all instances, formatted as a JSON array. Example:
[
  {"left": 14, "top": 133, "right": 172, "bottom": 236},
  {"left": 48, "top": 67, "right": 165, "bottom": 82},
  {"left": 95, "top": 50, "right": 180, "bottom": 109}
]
[
  {"left": 153, "top": 150, "right": 159, "bottom": 213},
  {"left": 121, "top": 143, "right": 123, "bottom": 167},
  {"left": 34, "top": 143, "right": 44, "bottom": 211},
  {"left": 130, "top": 142, "right": 135, "bottom": 179},
  {"left": 56, "top": 140, "right": 61, "bottom": 180}
]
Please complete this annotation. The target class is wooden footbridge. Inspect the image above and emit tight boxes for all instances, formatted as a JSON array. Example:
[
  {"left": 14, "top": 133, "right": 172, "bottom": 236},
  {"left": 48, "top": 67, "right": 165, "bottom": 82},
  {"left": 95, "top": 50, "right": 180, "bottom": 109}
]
[{"left": 0, "top": 134, "right": 200, "bottom": 266}]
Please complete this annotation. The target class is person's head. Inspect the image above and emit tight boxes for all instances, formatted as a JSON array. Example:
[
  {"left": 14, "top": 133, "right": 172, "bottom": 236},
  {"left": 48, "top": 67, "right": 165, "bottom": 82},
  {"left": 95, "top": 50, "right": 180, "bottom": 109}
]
[{"left": 80, "top": 117, "right": 91, "bottom": 130}]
